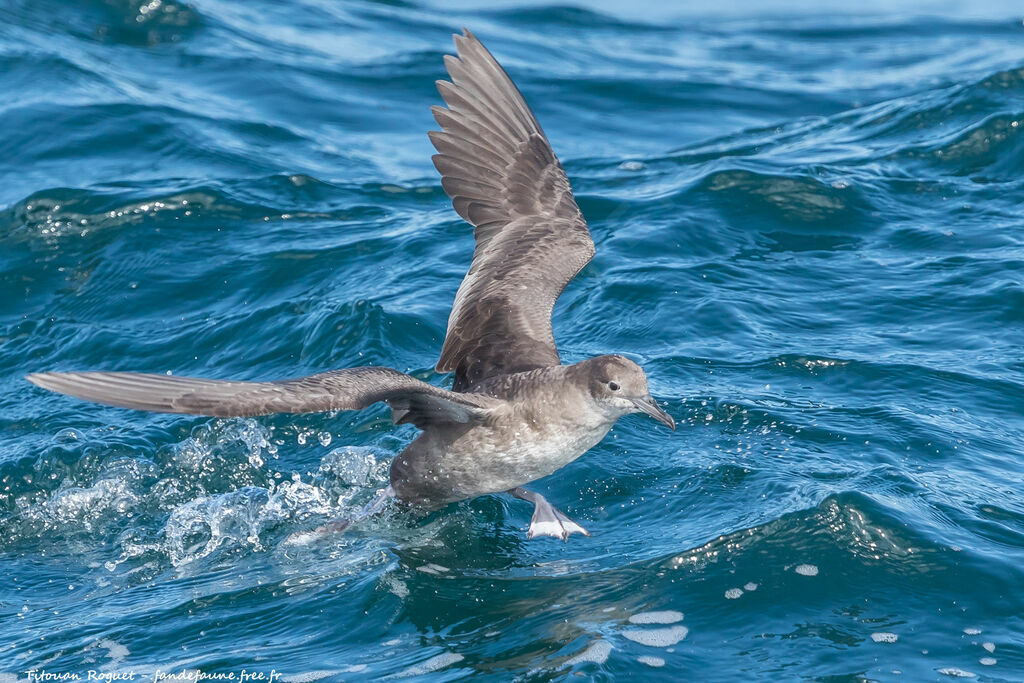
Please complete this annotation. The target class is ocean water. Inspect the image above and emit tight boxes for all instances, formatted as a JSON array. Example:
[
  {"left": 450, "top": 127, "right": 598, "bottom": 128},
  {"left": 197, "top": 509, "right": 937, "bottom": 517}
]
[{"left": 2, "top": 0, "right": 1023, "bottom": 680}]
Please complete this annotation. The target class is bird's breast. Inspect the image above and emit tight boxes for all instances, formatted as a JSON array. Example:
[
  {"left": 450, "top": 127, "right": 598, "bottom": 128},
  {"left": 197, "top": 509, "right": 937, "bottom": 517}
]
[
  {"left": 390, "top": 396, "right": 614, "bottom": 506},
  {"left": 453, "top": 415, "right": 611, "bottom": 493}
]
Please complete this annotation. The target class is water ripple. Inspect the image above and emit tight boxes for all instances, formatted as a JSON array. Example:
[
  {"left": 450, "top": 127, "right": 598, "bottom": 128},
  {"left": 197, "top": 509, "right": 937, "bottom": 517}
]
[{"left": 2, "top": 0, "right": 1024, "bottom": 678}]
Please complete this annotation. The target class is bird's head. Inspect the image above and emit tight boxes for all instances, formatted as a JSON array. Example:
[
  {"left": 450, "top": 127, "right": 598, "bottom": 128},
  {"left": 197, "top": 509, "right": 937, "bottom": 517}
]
[{"left": 581, "top": 355, "right": 675, "bottom": 430}]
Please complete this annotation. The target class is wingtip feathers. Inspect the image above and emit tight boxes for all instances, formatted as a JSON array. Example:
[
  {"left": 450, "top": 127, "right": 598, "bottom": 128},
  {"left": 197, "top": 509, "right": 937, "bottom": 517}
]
[{"left": 26, "top": 372, "right": 58, "bottom": 390}]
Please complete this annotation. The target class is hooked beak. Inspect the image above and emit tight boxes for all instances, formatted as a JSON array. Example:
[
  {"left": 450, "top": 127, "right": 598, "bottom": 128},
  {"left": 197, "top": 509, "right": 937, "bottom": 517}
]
[{"left": 631, "top": 395, "right": 676, "bottom": 431}]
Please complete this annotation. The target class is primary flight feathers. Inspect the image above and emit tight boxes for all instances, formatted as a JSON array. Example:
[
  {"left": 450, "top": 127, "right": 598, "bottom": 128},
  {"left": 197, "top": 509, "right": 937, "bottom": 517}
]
[
  {"left": 25, "top": 369, "right": 498, "bottom": 427},
  {"left": 430, "top": 29, "right": 594, "bottom": 390}
]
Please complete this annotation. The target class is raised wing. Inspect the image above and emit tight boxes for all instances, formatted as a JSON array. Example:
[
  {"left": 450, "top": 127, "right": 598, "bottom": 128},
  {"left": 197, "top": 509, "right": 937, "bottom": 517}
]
[
  {"left": 430, "top": 29, "right": 594, "bottom": 391},
  {"left": 26, "top": 367, "right": 499, "bottom": 428}
]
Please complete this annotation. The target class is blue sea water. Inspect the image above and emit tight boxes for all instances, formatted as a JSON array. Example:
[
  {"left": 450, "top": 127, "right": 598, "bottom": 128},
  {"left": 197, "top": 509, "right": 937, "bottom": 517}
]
[{"left": 2, "top": 0, "right": 1024, "bottom": 679}]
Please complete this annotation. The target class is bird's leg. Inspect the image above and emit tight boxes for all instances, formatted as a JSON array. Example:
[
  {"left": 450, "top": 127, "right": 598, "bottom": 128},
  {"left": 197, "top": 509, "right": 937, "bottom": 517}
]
[
  {"left": 285, "top": 485, "right": 395, "bottom": 544},
  {"left": 508, "top": 487, "right": 590, "bottom": 540}
]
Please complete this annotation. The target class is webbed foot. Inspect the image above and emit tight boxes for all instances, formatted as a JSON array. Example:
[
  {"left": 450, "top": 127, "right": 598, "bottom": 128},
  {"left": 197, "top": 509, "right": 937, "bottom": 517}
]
[
  {"left": 509, "top": 487, "right": 590, "bottom": 541},
  {"left": 528, "top": 505, "right": 590, "bottom": 540}
]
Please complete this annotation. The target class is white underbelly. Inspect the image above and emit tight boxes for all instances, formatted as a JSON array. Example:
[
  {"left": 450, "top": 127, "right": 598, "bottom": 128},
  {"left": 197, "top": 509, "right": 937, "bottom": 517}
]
[{"left": 451, "top": 423, "right": 612, "bottom": 497}]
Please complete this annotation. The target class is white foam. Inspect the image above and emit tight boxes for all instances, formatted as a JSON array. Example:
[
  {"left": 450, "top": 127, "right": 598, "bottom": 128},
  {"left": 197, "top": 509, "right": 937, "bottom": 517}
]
[
  {"left": 963, "top": 627, "right": 982, "bottom": 635},
  {"left": 564, "top": 640, "right": 612, "bottom": 666},
  {"left": 87, "top": 638, "right": 129, "bottom": 666},
  {"left": 982, "top": 642, "right": 995, "bottom": 653},
  {"left": 400, "top": 653, "right": 464, "bottom": 676},
  {"left": 44, "top": 478, "right": 141, "bottom": 528},
  {"left": 174, "top": 419, "right": 273, "bottom": 472},
  {"left": 282, "top": 529, "right": 321, "bottom": 546},
  {"left": 871, "top": 632, "right": 898, "bottom": 643},
  {"left": 938, "top": 668, "right": 976, "bottom": 678},
  {"left": 163, "top": 472, "right": 335, "bottom": 565},
  {"left": 725, "top": 588, "right": 743, "bottom": 599},
  {"left": 628, "top": 610, "right": 683, "bottom": 625},
  {"left": 416, "top": 563, "right": 450, "bottom": 575},
  {"left": 637, "top": 656, "right": 665, "bottom": 668},
  {"left": 743, "top": 582, "right": 758, "bottom": 591},
  {"left": 979, "top": 658, "right": 996, "bottom": 666},
  {"left": 322, "top": 446, "right": 388, "bottom": 484},
  {"left": 384, "top": 576, "right": 408, "bottom": 599},
  {"left": 162, "top": 488, "right": 272, "bottom": 565},
  {"left": 794, "top": 564, "right": 819, "bottom": 576},
  {"left": 622, "top": 625, "right": 688, "bottom": 647}
]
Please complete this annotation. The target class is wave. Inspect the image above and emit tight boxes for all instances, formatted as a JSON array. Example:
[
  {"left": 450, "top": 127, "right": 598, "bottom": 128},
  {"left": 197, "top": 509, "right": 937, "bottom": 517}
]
[
  {"left": 2, "top": 1, "right": 1023, "bottom": 676},
  {"left": 668, "top": 64, "right": 1024, "bottom": 176}
]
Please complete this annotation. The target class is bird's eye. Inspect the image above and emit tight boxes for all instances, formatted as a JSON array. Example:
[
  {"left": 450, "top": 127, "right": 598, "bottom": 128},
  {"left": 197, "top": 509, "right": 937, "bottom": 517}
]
[{"left": 608, "top": 381, "right": 620, "bottom": 391}]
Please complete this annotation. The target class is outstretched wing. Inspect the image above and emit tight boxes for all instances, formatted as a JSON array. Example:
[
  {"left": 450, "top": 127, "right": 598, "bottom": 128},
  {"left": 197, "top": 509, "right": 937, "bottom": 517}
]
[
  {"left": 430, "top": 29, "right": 594, "bottom": 391},
  {"left": 26, "top": 367, "right": 499, "bottom": 428}
]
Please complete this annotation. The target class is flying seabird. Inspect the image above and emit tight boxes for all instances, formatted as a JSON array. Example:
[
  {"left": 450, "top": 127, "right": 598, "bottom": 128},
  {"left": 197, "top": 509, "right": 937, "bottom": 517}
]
[{"left": 26, "top": 29, "right": 675, "bottom": 541}]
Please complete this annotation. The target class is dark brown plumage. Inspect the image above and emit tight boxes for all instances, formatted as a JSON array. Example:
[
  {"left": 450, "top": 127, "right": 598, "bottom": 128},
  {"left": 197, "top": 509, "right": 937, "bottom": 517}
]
[
  {"left": 430, "top": 30, "right": 595, "bottom": 391},
  {"left": 26, "top": 368, "right": 498, "bottom": 428}
]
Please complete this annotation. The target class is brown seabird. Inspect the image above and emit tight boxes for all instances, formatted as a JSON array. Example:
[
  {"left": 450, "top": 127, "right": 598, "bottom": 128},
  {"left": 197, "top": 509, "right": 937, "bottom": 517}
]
[{"left": 26, "top": 29, "right": 675, "bottom": 541}]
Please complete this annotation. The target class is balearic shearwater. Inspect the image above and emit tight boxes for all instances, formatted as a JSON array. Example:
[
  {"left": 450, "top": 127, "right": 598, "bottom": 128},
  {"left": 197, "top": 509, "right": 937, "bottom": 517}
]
[{"left": 26, "top": 29, "right": 675, "bottom": 540}]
